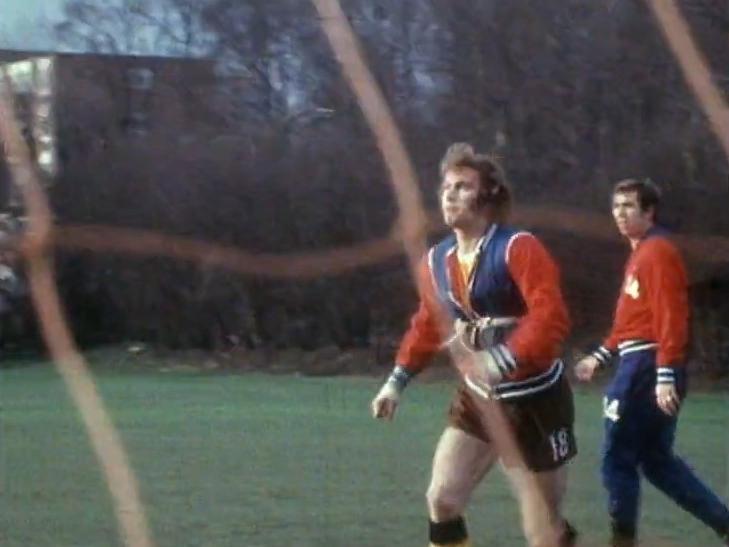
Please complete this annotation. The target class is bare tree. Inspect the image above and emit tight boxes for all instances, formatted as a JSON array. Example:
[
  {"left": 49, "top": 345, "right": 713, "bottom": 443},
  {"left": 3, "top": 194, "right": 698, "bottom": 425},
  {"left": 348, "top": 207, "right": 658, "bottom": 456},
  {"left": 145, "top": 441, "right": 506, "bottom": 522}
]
[
  {"left": 42, "top": 0, "right": 729, "bottom": 372},
  {"left": 54, "top": 0, "right": 215, "bottom": 56}
]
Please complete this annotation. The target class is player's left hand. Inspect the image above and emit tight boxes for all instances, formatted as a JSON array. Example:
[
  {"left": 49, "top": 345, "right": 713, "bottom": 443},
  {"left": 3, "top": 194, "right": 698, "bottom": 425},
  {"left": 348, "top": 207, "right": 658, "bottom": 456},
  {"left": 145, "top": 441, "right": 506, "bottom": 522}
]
[
  {"left": 371, "top": 381, "right": 400, "bottom": 421},
  {"left": 655, "top": 383, "right": 680, "bottom": 416}
]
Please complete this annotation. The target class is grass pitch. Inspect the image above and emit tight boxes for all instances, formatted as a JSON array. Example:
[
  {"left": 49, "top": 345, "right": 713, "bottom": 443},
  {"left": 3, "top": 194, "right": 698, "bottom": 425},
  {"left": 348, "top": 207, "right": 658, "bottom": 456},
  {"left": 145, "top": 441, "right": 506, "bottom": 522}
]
[{"left": 1, "top": 354, "right": 727, "bottom": 546}]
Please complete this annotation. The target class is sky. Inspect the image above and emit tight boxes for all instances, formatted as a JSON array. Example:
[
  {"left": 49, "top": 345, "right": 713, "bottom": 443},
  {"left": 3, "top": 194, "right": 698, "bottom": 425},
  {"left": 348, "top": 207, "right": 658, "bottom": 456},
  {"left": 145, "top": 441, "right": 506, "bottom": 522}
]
[{"left": 1, "top": 0, "right": 65, "bottom": 50}]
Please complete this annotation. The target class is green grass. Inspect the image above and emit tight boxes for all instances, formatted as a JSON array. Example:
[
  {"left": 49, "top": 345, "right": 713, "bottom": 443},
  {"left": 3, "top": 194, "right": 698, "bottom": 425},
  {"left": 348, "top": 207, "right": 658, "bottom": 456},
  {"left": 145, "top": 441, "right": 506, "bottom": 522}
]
[{"left": 1, "top": 359, "right": 727, "bottom": 546}]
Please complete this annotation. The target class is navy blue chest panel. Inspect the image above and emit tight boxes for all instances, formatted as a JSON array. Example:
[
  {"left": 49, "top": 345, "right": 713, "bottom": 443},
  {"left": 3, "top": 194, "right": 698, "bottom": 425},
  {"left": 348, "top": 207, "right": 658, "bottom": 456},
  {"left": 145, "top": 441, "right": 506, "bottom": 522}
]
[{"left": 428, "top": 225, "right": 527, "bottom": 321}]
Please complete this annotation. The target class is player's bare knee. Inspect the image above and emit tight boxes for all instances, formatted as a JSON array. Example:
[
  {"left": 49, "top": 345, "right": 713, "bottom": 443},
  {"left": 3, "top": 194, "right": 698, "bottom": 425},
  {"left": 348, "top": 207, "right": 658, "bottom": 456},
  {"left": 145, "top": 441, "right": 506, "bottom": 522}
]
[{"left": 426, "top": 483, "right": 466, "bottom": 521}]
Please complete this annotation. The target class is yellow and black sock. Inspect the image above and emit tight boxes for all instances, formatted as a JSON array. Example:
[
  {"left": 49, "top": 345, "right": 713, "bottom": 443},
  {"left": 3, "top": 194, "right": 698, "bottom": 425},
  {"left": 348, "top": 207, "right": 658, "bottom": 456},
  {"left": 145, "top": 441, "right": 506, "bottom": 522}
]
[{"left": 428, "top": 516, "right": 471, "bottom": 546}]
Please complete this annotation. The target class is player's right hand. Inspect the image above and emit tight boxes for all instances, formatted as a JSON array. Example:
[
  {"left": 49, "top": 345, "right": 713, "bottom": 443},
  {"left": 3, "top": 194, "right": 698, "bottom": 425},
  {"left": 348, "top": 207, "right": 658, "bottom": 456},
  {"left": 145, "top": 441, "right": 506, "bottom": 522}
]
[
  {"left": 574, "top": 355, "right": 600, "bottom": 382},
  {"left": 371, "top": 381, "right": 400, "bottom": 421}
]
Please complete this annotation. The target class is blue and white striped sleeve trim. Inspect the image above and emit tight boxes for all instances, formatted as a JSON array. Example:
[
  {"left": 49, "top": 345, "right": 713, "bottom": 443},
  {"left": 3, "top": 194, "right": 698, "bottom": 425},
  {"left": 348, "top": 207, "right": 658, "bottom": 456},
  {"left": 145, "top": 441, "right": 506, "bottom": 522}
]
[
  {"left": 487, "top": 344, "right": 517, "bottom": 377},
  {"left": 591, "top": 346, "right": 614, "bottom": 368},
  {"left": 656, "top": 367, "right": 676, "bottom": 385},
  {"left": 387, "top": 365, "right": 415, "bottom": 393}
]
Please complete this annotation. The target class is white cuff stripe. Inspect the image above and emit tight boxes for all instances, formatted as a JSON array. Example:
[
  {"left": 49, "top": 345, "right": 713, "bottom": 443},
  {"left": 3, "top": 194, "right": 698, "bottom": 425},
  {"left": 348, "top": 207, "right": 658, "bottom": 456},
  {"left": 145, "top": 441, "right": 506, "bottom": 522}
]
[
  {"left": 592, "top": 346, "right": 612, "bottom": 367},
  {"left": 657, "top": 367, "right": 676, "bottom": 384},
  {"left": 388, "top": 365, "right": 413, "bottom": 391}
]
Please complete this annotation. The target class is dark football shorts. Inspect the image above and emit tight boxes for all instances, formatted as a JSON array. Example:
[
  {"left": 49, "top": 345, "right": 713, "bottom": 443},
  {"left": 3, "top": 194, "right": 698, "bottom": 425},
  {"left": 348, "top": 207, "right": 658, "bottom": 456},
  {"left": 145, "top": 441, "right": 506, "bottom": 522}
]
[{"left": 448, "top": 374, "right": 577, "bottom": 472}]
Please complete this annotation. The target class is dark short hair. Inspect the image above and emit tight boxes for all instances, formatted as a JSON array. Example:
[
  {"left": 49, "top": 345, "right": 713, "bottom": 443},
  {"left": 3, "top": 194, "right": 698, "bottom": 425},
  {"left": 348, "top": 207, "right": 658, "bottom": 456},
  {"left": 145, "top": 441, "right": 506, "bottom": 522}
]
[
  {"left": 613, "top": 177, "right": 661, "bottom": 215},
  {"left": 439, "top": 142, "right": 511, "bottom": 219}
]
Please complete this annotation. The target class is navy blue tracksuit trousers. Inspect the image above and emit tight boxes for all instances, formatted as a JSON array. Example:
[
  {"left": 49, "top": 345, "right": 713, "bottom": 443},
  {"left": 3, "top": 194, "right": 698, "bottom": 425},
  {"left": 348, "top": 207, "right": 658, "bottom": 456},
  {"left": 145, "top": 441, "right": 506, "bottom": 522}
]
[{"left": 601, "top": 348, "right": 729, "bottom": 536}]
